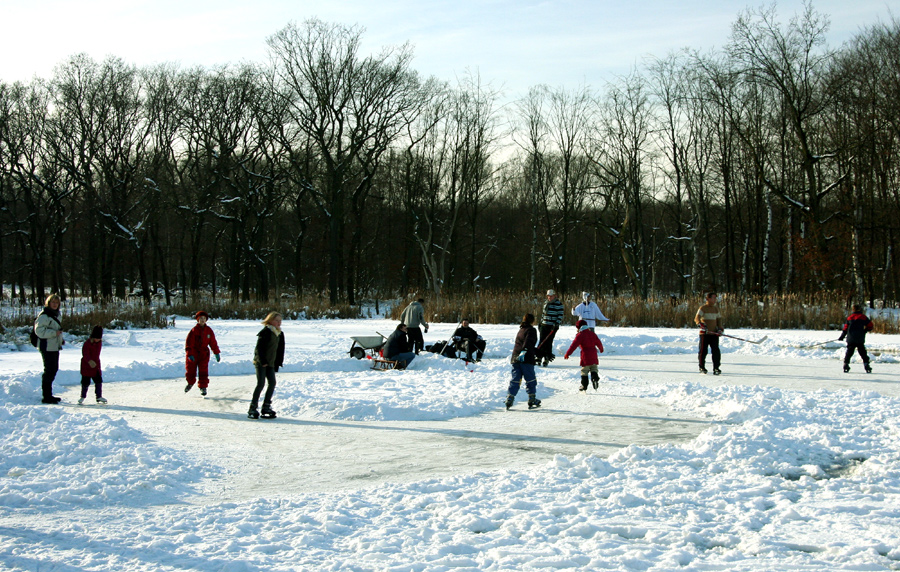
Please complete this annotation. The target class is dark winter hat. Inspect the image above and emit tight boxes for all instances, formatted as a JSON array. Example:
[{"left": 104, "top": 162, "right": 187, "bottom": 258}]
[
  {"left": 576, "top": 320, "right": 587, "bottom": 329},
  {"left": 194, "top": 311, "right": 209, "bottom": 320},
  {"left": 91, "top": 326, "right": 103, "bottom": 339}
]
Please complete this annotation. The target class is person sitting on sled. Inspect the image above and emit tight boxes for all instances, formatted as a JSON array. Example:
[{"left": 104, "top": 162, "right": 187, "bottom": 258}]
[
  {"left": 564, "top": 320, "right": 605, "bottom": 391},
  {"left": 839, "top": 304, "right": 874, "bottom": 373},
  {"left": 451, "top": 319, "right": 486, "bottom": 362}
]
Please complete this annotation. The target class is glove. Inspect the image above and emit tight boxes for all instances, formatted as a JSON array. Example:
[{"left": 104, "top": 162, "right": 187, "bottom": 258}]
[
  {"left": 563, "top": 355, "right": 569, "bottom": 360},
  {"left": 699, "top": 323, "right": 707, "bottom": 332},
  {"left": 716, "top": 328, "right": 723, "bottom": 334},
  {"left": 215, "top": 354, "right": 221, "bottom": 362},
  {"left": 477, "top": 335, "right": 483, "bottom": 341},
  {"left": 88, "top": 360, "right": 97, "bottom": 368},
  {"left": 424, "top": 327, "right": 429, "bottom": 334},
  {"left": 452, "top": 336, "right": 461, "bottom": 342},
  {"left": 188, "top": 355, "right": 195, "bottom": 362}
]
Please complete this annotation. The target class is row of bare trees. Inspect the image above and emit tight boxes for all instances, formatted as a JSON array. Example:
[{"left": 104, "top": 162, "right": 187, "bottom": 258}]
[{"left": 2, "top": 7, "right": 900, "bottom": 306}]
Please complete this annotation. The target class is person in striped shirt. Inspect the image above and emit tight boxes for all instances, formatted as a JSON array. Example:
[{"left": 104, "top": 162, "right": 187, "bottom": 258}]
[{"left": 536, "top": 289, "right": 565, "bottom": 367}]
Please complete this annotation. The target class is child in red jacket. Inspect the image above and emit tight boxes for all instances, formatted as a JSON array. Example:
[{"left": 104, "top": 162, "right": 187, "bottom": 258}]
[
  {"left": 564, "top": 320, "right": 605, "bottom": 391},
  {"left": 185, "top": 311, "right": 221, "bottom": 396},
  {"left": 79, "top": 326, "right": 107, "bottom": 405}
]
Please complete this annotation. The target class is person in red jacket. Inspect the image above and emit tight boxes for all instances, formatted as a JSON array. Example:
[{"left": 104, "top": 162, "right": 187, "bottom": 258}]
[
  {"left": 185, "top": 311, "right": 221, "bottom": 396},
  {"left": 564, "top": 319, "right": 605, "bottom": 391},
  {"left": 79, "top": 325, "right": 107, "bottom": 405},
  {"left": 839, "top": 304, "right": 874, "bottom": 373}
]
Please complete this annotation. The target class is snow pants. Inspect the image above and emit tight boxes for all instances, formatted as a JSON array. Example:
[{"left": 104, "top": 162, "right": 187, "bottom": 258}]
[
  {"left": 844, "top": 343, "right": 870, "bottom": 365},
  {"left": 508, "top": 363, "right": 537, "bottom": 397},
  {"left": 698, "top": 333, "right": 720, "bottom": 369},
  {"left": 251, "top": 366, "right": 277, "bottom": 409},
  {"left": 407, "top": 327, "right": 424, "bottom": 354},
  {"left": 186, "top": 355, "right": 210, "bottom": 388},
  {"left": 536, "top": 325, "right": 558, "bottom": 359},
  {"left": 40, "top": 350, "right": 59, "bottom": 400},
  {"left": 80, "top": 375, "right": 103, "bottom": 399}
]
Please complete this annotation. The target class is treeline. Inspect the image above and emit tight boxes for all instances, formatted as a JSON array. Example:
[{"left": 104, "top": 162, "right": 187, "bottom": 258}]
[{"left": 2, "top": 6, "right": 899, "bottom": 306}]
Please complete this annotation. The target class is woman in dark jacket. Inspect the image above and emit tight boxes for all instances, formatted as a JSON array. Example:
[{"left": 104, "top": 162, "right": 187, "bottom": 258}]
[
  {"left": 506, "top": 313, "right": 541, "bottom": 410},
  {"left": 249, "top": 312, "right": 285, "bottom": 419}
]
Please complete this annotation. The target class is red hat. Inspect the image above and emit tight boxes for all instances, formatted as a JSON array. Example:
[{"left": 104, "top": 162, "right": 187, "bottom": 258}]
[
  {"left": 576, "top": 319, "right": 587, "bottom": 328},
  {"left": 194, "top": 311, "right": 209, "bottom": 320}
]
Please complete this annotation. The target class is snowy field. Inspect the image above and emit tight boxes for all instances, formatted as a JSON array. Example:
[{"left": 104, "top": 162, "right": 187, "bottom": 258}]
[{"left": 1, "top": 318, "right": 899, "bottom": 571}]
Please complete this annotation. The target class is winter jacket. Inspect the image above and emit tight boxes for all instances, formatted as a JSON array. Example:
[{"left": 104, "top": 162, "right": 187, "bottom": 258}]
[
  {"left": 253, "top": 325, "right": 285, "bottom": 371},
  {"left": 572, "top": 301, "right": 608, "bottom": 328},
  {"left": 81, "top": 339, "right": 102, "bottom": 376},
  {"left": 512, "top": 323, "right": 538, "bottom": 365},
  {"left": 185, "top": 324, "right": 220, "bottom": 362},
  {"left": 34, "top": 307, "right": 63, "bottom": 352},
  {"left": 839, "top": 312, "right": 873, "bottom": 345},
  {"left": 400, "top": 301, "right": 429, "bottom": 329},
  {"left": 540, "top": 299, "right": 565, "bottom": 327},
  {"left": 695, "top": 304, "right": 722, "bottom": 332},
  {"left": 564, "top": 326, "right": 604, "bottom": 366},
  {"left": 383, "top": 329, "right": 410, "bottom": 359},
  {"left": 452, "top": 325, "right": 480, "bottom": 345}
]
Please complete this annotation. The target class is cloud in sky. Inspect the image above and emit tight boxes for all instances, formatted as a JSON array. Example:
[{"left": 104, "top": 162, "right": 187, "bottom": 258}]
[{"left": 1, "top": 0, "right": 893, "bottom": 99}]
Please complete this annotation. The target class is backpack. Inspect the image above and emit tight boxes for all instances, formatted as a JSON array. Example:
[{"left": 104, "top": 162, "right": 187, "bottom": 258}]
[{"left": 30, "top": 328, "right": 39, "bottom": 347}]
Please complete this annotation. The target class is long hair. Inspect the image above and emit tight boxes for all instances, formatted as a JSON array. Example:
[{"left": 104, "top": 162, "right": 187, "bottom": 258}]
[
  {"left": 44, "top": 293, "right": 60, "bottom": 306},
  {"left": 521, "top": 313, "right": 535, "bottom": 326},
  {"left": 262, "top": 312, "right": 283, "bottom": 326}
]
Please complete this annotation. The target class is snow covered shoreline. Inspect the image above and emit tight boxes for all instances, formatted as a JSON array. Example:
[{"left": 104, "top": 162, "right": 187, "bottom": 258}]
[{"left": 1, "top": 320, "right": 899, "bottom": 570}]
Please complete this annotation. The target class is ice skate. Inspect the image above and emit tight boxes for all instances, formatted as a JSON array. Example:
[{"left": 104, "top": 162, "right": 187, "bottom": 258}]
[
  {"left": 200, "top": 388, "right": 207, "bottom": 396},
  {"left": 699, "top": 367, "right": 708, "bottom": 374},
  {"left": 42, "top": 396, "right": 61, "bottom": 404},
  {"left": 591, "top": 372, "right": 599, "bottom": 390},
  {"left": 843, "top": 364, "right": 850, "bottom": 373},
  {"left": 580, "top": 376, "right": 589, "bottom": 392},
  {"left": 865, "top": 363, "right": 872, "bottom": 373},
  {"left": 713, "top": 368, "right": 721, "bottom": 376},
  {"left": 527, "top": 395, "right": 541, "bottom": 410},
  {"left": 184, "top": 383, "right": 193, "bottom": 393},
  {"left": 260, "top": 405, "right": 277, "bottom": 419},
  {"left": 505, "top": 395, "right": 514, "bottom": 410},
  {"left": 247, "top": 406, "right": 260, "bottom": 420},
  {"left": 77, "top": 397, "right": 85, "bottom": 405},
  {"left": 96, "top": 397, "right": 107, "bottom": 404}
]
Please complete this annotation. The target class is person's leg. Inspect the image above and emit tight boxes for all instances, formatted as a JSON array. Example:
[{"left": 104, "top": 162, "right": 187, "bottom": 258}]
[
  {"left": 590, "top": 365, "right": 600, "bottom": 388},
  {"left": 710, "top": 336, "right": 721, "bottom": 370},
  {"left": 80, "top": 375, "right": 90, "bottom": 399},
  {"left": 579, "top": 365, "right": 589, "bottom": 391},
  {"left": 523, "top": 364, "right": 541, "bottom": 408},
  {"left": 41, "top": 350, "right": 59, "bottom": 400},
  {"left": 198, "top": 357, "right": 210, "bottom": 389},
  {"left": 698, "top": 335, "right": 709, "bottom": 371},
  {"left": 250, "top": 366, "right": 267, "bottom": 409},
  {"left": 857, "top": 344, "right": 871, "bottom": 370},
  {"left": 185, "top": 358, "right": 197, "bottom": 386},
  {"left": 475, "top": 339, "right": 486, "bottom": 361},
  {"left": 408, "top": 327, "right": 424, "bottom": 354},
  {"left": 507, "top": 364, "right": 524, "bottom": 396},
  {"left": 844, "top": 345, "right": 854, "bottom": 366},
  {"left": 262, "top": 367, "right": 278, "bottom": 408}
]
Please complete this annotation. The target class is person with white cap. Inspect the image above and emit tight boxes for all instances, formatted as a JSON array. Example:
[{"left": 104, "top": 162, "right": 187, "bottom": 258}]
[
  {"left": 571, "top": 292, "right": 609, "bottom": 331},
  {"left": 536, "top": 289, "right": 565, "bottom": 366}
]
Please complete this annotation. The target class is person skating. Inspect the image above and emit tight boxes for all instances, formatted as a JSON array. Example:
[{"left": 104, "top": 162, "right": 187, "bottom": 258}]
[
  {"left": 506, "top": 313, "right": 541, "bottom": 410},
  {"left": 399, "top": 298, "right": 429, "bottom": 354},
  {"left": 249, "top": 312, "right": 285, "bottom": 419},
  {"left": 34, "top": 293, "right": 65, "bottom": 404},
  {"left": 451, "top": 318, "right": 486, "bottom": 362},
  {"left": 79, "top": 326, "right": 107, "bottom": 405},
  {"left": 695, "top": 292, "right": 723, "bottom": 375},
  {"left": 536, "top": 289, "right": 564, "bottom": 366},
  {"left": 383, "top": 323, "right": 416, "bottom": 368},
  {"left": 571, "top": 292, "right": 609, "bottom": 331},
  {"left": 184, "top": 310, "right": 221, "bottom": 396},
  {"left": 839, "top": 304, "right": 874, "bottom": 373},
  {"left": 563, "top": 320, "right": 605, "bottom": 391}
]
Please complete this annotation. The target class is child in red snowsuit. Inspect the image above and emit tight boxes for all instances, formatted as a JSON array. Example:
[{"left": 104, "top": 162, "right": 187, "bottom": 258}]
[
  {"left": 79, "top": 325, "right": 107, "bottom": 405},
  {"left": 185, "top": 311, "right": 221, "bottom": 396},
  {"left": 564, "top": 319, "right": 605, "bottom": 391}
]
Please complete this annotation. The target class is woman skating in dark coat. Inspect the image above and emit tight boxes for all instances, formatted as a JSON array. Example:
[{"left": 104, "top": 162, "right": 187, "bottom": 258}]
[
  {"left": 249, "top": 312, "right": 285, "bottom": 419},
  {"left": 505, "top": 313, "right": 542, "bottom": 411}
]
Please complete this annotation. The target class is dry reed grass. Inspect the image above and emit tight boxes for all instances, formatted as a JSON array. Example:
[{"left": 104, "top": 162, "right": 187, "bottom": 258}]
[{"left": 389, "top": 291, "right": 899, "bottom": 333}]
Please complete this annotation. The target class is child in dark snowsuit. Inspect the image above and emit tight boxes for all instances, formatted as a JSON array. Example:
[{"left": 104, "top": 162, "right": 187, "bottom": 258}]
[
  {"left": 839, "top": 304, "right": 874, "bottom": 373},
  {"left": 563, "top": 320, "right": 605, "bottom": 391},
  {"left": 185, "top": 311, "right": 221, "bottom": 396},
  {"left": 79, "top": 325, "right": 107, "bottom": 404}
]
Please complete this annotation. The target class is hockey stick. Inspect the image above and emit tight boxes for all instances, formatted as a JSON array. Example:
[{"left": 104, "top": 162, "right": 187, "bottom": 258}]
[
  {"left": 717, "top": 332, "right": 768, "bottom": 344},
  {"left": 807, "top": 338, "right": 842, "bottom": 347}
]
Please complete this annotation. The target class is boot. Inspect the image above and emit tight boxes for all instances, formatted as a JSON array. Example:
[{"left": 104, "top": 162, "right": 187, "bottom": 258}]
[
  {"left": 247, "top": 406, "right": 260, "bottom": 419},
  {"left": 184, "top": 383, "right": 193, "bottom": 393},
  {"left": 579, "top": 376, "right": 588, "bottom": 392},
  {"left": 260, "top": 405, "right": 277, "bottom": 419},
  {"left": 591, "top": 372, "right": 599, "bottom": 390},
  {"left": 864, "top": 363, "right": 872, "bottom": 373},
  {"left": 843, "top": 364, "right": 850, "bottom": 373},
  {"left": 699, "top": 366, "right": 708, "bottom": 374},
  {"left": 505, "top": 394, "right": 514, "bottom": 410},
  {"left": 527, "top": 394, "right": 541, "bottom": 409}
]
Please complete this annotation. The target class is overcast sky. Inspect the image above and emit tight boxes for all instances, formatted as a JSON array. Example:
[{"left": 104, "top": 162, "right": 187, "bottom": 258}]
[{"left": 1, "top": 0, "right": 894, "bottom": 99}]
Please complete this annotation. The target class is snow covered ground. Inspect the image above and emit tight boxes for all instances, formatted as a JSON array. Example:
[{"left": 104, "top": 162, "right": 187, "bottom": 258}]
[{"left": 1, "top": 318, "right": 899, "bottom": 571}]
